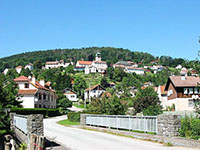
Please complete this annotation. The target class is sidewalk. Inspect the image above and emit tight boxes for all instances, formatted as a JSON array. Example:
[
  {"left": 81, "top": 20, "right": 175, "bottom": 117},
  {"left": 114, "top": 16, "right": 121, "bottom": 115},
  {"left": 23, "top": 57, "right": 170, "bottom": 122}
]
[{"left": 76, "top": 125, "right": 200, "bottom": 149}]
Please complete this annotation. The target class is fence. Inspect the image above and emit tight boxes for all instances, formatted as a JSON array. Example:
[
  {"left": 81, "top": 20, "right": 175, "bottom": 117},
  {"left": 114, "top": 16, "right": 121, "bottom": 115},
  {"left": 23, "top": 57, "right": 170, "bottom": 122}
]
[
  {"left": 85, "top": 114, "right": 157, "bottom": 133},
  {"left": 13, "top": 114, "right": 28, "bottom": 134}
]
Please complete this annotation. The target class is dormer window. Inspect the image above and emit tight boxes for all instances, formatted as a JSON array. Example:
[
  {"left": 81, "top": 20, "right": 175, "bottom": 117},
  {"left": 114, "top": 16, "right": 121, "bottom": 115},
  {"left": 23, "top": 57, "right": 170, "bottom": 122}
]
[{"left": 24, "top": 83, "right": 29, "bottom": 89}]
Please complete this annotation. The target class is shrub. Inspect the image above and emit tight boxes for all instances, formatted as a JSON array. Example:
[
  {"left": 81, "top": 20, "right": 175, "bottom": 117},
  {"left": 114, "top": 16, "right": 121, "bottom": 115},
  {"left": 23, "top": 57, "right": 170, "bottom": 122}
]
[
  {"left": 67, "top": 112, "right": 81, "bottom": 122},
  {"left": 10, "top": 108, "right": 61, "bottom": 118},
  {"left": 179, "top": 116, "right": 200, "bottom": 140}
]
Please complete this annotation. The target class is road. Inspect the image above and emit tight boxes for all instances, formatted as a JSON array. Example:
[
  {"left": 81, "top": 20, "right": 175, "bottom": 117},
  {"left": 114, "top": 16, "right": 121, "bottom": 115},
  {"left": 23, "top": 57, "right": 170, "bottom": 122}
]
[{"left": 44, "top": 116, "right": 196, "bottom": 150}]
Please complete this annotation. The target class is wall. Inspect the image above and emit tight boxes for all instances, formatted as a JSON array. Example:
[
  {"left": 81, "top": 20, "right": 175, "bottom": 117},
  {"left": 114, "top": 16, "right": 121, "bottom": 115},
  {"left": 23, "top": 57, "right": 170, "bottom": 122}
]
[
  {"left": 20, "top": 95, "right": 35, "bottom": 108},
  {"left": 157, "top": 114, "right": 181, "bottom": 137},
  {"left": 166, "top": 98, "right": 194, "bottom": 111}
]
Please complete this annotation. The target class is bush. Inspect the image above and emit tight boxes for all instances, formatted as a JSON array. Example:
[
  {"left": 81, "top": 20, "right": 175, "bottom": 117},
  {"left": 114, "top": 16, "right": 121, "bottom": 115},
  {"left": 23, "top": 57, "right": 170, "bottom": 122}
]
[
  {"left": 10, "top": 108, "right": 61, "bottom": 118},
  {"left": 179, "top": 116, "right": 200, "bottom": 140},
  {"left": 67, "top": 112, "right": 81, "bottom": 122}
]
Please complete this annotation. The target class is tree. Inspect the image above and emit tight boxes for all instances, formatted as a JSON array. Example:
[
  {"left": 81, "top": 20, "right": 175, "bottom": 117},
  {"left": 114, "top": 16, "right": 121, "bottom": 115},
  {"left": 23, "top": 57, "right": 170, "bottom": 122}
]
[
  {"left": 88, "top": 95, "right": 128, "bottom": 115},
  {"left": 65, "top": 64, "right": 74, "bottom": 74},
  {"left": 56, "top": 91, "right": 72, "bottom": 114},
  {"left": 33, "top": 60, "right": 42, "bottom": 69},
  {"left": 73, "top": 76, "right": 87, "bottom": 98},
  {"left": 100, "top": 77, "right": 109, "bottom": 88},
  {"left": 133, "top": 87, "right": 162, "bottom": 116},
  {"left": 20, "top": 68, "right": 32, "bottom": 77}
]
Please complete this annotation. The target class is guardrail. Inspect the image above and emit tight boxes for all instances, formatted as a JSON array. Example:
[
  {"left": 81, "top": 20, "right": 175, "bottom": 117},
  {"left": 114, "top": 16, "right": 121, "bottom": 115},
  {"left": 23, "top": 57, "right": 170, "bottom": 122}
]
[
  {"left": 13, "top": 114, "right": 28, "bottom": 134},
  {"left": 86, "top": 115, "right": 157, "bottom": 133}
]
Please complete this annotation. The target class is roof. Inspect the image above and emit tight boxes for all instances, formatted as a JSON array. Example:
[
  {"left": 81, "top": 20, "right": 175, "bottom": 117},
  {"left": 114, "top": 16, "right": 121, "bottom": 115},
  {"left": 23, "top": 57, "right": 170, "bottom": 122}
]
[
  {"left": 101, "top": 91, "right": 112, "bottom": 98},
  {"left": 77, "top": 61, "right": 92, "bottom": 65},
  {"left": 126, "top": 67, "right": 144, "bottom": 71},
  {"left": 63, "top": 88, "right": 76, "bottom": 94},
  {"left": 18, "top": 89, "right": 38, "bottom": 95},
  {"left": 14, "top": 76, "right": 29, "bottom": 82},
  {"left": 85, "top": 84, "right": 105, "bottom": 92},
  {"left": 93, "top": 61, "right": 106, "bottom": 64},
  {"left": 14, "top": 75, "right": 55, "bottom": 92},
  {"left": 16, "top": 66, "right": 23, "bottom": 69},
  {"left": 46, "top": 61, "right": 59, "bottom": 65},
  {"left": 166, "top": 76, "right": 200, "bottom": 88},
  {"left": 160, "top": 85, "right": 167, "bottom": 95},
  {"left": 115, "top": 61, "right": 132, "bottom": 66}
]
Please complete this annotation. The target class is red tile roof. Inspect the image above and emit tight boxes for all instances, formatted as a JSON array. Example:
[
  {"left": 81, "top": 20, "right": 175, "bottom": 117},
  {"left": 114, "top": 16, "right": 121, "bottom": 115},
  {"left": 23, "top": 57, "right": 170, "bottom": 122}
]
[
  {"left": 77, "top": 61, "right": 92, "bottom": 65},
  {"left": 14, "top": 76, "right": 29, "bottom": 82},
  {"left": 46, "top": 61, "right": 59, "bottom": 65},
  {"left": 16, "top": 65, "right": 23, "bottom": 69},
  {"left": 85, "top": 84, "right": 105, "bottom": 92},
  {"left": 18, "top": 89, "right": 38, "bottom": 95}
]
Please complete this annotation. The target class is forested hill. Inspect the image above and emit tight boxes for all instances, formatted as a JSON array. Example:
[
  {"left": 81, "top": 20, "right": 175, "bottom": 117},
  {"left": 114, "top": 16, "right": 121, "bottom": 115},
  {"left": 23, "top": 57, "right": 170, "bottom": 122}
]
[{"left": 0, "top": 47, "right": 156, "bottom": 71}]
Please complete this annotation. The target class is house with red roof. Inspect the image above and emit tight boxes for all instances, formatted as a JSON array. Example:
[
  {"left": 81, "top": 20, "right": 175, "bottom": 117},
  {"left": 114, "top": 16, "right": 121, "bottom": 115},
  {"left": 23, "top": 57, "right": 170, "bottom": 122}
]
[
  {"left": 63, "top": 88, "right": 78, "bottom": 102},
  {"left": 45, "top": 60, "right": 71, "bottom": 69},
  {"left": 14, "top": 75, "right": 57, "bottom": 108},
  {"left": 165, "top": 75, "right": 200, "bottom": 111}
]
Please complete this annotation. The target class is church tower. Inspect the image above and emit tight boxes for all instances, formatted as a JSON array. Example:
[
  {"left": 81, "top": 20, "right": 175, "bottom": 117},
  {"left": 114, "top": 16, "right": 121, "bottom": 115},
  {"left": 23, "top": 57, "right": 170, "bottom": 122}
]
[{"left": 95, "top": 52, "right": 101, "bottom": 61}]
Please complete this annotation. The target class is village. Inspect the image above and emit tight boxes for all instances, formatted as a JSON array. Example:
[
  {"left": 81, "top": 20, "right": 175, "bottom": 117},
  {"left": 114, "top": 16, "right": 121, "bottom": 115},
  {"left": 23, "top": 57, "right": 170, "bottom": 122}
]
[{"left": 2, "top": 52, "right": 199, "bottom": 112}]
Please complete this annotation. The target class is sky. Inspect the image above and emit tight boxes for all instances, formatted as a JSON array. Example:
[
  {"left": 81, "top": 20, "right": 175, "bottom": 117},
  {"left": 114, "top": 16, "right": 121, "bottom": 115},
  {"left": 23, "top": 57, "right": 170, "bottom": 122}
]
[{"left": 1, "top": 0, "right": 200, "bottom": 60}]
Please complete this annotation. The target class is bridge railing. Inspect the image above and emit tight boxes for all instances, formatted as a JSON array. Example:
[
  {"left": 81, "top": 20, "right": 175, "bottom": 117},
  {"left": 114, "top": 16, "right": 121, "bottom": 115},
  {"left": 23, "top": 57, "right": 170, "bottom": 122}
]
[
  {"left": 13, "top": 114, "right": 28, "bottom": 134},
  {"left": 85, "top": 114, "right": 157, "bottom": 133}
]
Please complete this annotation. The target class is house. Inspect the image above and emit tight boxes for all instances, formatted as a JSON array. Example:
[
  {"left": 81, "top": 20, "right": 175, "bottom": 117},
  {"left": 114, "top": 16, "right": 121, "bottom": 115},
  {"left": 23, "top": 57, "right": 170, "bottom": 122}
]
[
  {"left": 143, "top": 82, "right": 152, "bottom": 87},
  {"left": 150, "top": 65, "right": 164, "bottom": 74},
  {"left": 124, "top": 67, "right": 145, "bottom": 75},
  {"left": 63, "top": 88, "right": 78, "bottom": 102},
  {"left": 14, "top": 75, "right": 57, "bottom": 108},
  {"left": 165, "top": 75, "right": 200, "bottom": 111},
  {"left": 15, "top": 66, "right": 23, "bottom": 74},
  {"left": 84, "top": 84, "right": 105, "bottom": 101},
  {"left": 45, "top": 60, "right": 70, "bottom": 69},
  {"left": 25, "top": 63, "right": 33, "bottom": 70},
  {"left": 175, "top": 64, "right": 182, "bottom": 69},
  {"left": 3, "top": 68, "right": 9, "bottom": 75},
  {"left": 85, "top": 65, "right": 97, "bottom": 74},
  {"left": 76, "top": 61, "right": 92, "bottom": 68},
  {"left": 113, "top": 61, "right": 133, "bottom": 68},
  {"left": 157, "top": 85, "right": 168, "bottom": 110},
  {"left": 180, "top": 67, "right": 188, "bottom": 76},
  {"left": 74, "top": 66, "right": 85, "bottom": 71}
]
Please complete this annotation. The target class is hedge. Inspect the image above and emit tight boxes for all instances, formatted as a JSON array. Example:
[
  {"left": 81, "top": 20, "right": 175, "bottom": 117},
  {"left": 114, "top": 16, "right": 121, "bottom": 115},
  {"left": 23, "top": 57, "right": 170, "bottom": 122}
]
[
  {"left": 67, "top": 111, "right": 100, "bottom": 122},
  {"left": 10, "top": 108, "right": 61, "bottom": 118},
  {"left": 179, "top": 116, "right": 200, "bottom": 140}
]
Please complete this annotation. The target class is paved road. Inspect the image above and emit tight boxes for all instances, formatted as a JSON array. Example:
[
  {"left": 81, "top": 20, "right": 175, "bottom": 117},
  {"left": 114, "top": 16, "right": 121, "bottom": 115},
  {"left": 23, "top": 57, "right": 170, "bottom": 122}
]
[{"left": 44, "top": 116, "right": 197, "bottom": 150}]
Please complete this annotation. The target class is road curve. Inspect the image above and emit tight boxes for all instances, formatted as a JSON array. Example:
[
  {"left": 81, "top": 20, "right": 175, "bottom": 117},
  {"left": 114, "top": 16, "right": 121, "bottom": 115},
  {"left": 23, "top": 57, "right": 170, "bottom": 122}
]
[{"left": 44, "top": 115, "right": 196, "bottom": 150}]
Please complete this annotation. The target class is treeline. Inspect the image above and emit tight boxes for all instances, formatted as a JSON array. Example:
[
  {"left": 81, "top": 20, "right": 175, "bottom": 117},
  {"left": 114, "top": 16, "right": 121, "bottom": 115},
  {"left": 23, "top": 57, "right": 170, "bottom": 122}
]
[{"left": 0, "top": 47, "right": 199, "bottom": 72}]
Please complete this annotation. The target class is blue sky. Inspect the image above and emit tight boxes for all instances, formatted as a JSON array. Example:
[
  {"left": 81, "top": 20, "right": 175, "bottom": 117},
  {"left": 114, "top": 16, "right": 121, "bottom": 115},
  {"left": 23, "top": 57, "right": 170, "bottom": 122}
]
[{"left": 0, "top": 0, "right": 200, "bottom": 60}]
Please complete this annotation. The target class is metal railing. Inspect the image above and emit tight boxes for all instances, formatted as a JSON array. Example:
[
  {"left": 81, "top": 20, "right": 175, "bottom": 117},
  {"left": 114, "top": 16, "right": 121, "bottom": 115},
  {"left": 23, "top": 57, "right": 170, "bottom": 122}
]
[
  {"left": 13, "top": 114, "right": 28, "bottom": 134},
  {"left": 86, "top": 115, "right": 157, "bottom": 133}
]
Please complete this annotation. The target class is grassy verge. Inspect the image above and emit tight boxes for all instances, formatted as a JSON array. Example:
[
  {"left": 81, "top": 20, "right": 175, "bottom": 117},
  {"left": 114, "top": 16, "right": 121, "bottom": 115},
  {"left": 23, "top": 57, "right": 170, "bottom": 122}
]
[
  {"left": 73, "top": 104, "right": 86, "bottom": 109},
  {"left": 57, "top": 119, "right": 80, "bottom": 126}
]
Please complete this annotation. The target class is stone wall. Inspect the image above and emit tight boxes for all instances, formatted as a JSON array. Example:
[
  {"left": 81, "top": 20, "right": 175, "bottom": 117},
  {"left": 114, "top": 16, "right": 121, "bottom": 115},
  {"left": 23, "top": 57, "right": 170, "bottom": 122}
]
[
  {"left": 80, "top": 114, "right": 87, "bottom": 125},
  {"left": 157, "top": 114, "right": 181, "bottom": 137}
]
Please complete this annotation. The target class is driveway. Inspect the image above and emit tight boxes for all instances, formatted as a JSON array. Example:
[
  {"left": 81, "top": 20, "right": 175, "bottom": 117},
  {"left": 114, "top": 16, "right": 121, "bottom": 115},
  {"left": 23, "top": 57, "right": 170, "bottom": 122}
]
[{"left": 44, "top": 116, "right": 197, "bottom": 150}]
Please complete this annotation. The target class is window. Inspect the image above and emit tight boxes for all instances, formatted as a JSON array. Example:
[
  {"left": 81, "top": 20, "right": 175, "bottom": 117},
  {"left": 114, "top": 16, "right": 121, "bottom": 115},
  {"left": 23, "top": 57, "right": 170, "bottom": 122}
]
[
  {"left": 188, "top": 99, "right": 194, "bottom": 107},
  {"left": 43, "top": 93, "right": 46, "bottom": 100},
  {"left": 194, "top": 88, "right": 198, "bottom": 94},
  {"left": 39, "top": 93, "right": 42, "bottom": 100},
  {"left": 71, "top": 95, "right": 75, "bottom": 98},
  {"left": 167, "top": 89, "right": 173, "bottom": 96},
  {"left": 24, "top": 83, "right": 29, "bottom": 89},
  {"left": 184, "top": 88, "right": 188, "bottom": 94},
  {"left": 189, "top": 88, "right": 193, "bottom": 94}
]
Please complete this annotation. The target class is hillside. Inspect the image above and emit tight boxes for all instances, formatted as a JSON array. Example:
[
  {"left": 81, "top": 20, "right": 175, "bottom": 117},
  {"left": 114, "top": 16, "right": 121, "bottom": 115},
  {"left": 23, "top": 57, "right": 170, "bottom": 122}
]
[{"left": 0, "top": 47, "right": 155, "bottom": 72}]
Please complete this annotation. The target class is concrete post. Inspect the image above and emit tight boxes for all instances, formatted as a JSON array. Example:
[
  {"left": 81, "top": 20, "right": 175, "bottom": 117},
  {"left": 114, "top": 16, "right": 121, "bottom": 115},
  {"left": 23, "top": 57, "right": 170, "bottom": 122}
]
[
  {"left": 157, "top": 114, "right": 181, "bottom": 137},
  {"left": 80, "top": 114, "right": 87, "bottom": 125}
]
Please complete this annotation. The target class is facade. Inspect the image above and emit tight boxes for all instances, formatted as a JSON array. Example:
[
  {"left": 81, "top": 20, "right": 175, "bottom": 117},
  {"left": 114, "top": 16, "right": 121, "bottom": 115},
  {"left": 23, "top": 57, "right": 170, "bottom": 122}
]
[
  {"left": 15, "top": 66, "right": 23, "bottom": 74},
  {"left": 157, "top": 85, "right": 168, "bottom": 110},
  {"left": 63, "top": 88, "right": 78, "bottom": 102},
  {"left": 165, "top": 76, "right": 200, "bottom": 111},
  {"left": 124, "top": 67, "right": 145, "bottom": 75},
  {"left": 14, "top": 75, "right": 57, "bottom": 108},
  {"left": 25, "top": 63, "right": 33, "bottom": 70},
  {"left": 3, "top": 68, "right": 9, "bottom": 75},
  {"left": 45, "top": 60, "right": 70, "bottom": 69},
  {"left": 84, "top": 84, "right": 105, "bottom": 101}
]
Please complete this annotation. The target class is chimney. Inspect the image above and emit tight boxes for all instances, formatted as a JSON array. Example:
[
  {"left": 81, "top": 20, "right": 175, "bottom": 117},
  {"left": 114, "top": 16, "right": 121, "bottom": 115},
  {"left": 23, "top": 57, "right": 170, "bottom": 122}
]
[
  {"left": 32, "top": 76, "right": 36, "bottom": 84},
  {"left": 40, "top": 80, "right": 45, "bottom": 87}
]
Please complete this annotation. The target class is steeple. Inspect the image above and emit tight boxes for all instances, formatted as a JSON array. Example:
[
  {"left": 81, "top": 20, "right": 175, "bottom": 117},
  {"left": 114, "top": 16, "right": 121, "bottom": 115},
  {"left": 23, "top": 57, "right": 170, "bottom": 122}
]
[{"left": 95, "top": 52, "right": 101, "bottom": 61}]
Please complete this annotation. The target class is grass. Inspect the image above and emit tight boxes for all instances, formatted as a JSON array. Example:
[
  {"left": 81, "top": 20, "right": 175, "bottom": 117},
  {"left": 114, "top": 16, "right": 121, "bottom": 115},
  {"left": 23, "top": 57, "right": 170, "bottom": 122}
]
[
  {"left": 163, "top": 142, "right": 173, "bottom": 147},
  {"left": 73, "top": 103, "right": 87, "bottom": 109},
  {"left": 57, "top": 119, "right": 80, "bottom": 126}
]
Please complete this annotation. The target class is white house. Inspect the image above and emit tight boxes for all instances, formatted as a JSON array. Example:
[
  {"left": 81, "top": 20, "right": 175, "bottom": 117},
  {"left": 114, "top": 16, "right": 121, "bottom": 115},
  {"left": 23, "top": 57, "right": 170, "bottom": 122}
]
[
  {"left": 25, "top": 63, "right": 33, "bottom": 70},
  {"left": 85, "top": 66, "right": 97, "bottom": 74},
  {"left": 91, "top": 52, "right": 108, "bottom": 73},
  {"left": 124, "top": 67, "right": 145, "bottom": 75},
  {"left": 14, "top": 75, "right": 57, "bottom": 108},
  {"left": 84, "top": 84, "right": 105, "bottom": 101},
  {"left": 175, "top": 64, "right": 182, "bottom": 69},
  {"left": 157, "top": 85, "right": 168, "bottom": 110},
  {"left": 63, "top": 88, "right": 78, "bottom": 102},
  {"left": 45, "top": 60, "right": 70, "bottom": 69},
  {"left": 76, "top": 60, "right": 92, "bottom": 68},
  {"left": 3, "top": 68, "right": 9, "bottom": 75},
  {"left": 15, "top": 66, "right": 23, "bottom": 74}
]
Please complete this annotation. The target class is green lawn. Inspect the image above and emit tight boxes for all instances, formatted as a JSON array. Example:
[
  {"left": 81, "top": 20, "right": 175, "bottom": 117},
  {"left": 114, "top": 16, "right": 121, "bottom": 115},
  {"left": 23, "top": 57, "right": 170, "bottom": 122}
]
[
  {"left": 73, "top": 103, "right": 88, "bottom": 109},
  {"left": 57, "top": 119, "right": 80, "bottom": 126}
]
